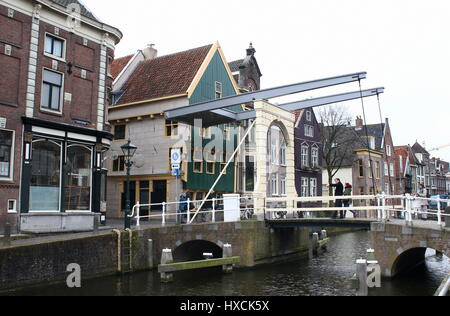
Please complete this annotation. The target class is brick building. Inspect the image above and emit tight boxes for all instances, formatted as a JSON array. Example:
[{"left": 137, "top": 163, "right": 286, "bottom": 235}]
[{"left": 0, "top": 0, "right": 121, "bottom": 233}]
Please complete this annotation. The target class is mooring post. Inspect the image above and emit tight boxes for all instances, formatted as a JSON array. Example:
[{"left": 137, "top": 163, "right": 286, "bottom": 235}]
[
  {"left": 356, "top": 259, "right": 368, "bottom": 296},
  {"left": 160, "top": 248, "right": 174, "bottom": 282},
  {"left": 147, "top": 239, "right": 154, "bottom": 269},
  {"left": 222, "top": 244, "right": 234, "bottom": 274},
  {"left": 312, "top": 232, "right": 319, "bottom": 254}
]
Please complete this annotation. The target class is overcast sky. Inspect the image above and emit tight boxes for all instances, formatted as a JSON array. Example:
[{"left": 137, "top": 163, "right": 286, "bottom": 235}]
[{"left": 83, "top": 0, "right": 450, "bottom": 161}]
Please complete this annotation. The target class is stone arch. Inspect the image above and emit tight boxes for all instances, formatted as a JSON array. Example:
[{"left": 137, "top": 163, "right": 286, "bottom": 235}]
[
  {"left": 389, "top": 243, "right": 449, "bottom": 277},
  {"left": 173, "top": 240, "right": 223, "bottom": 262},
  {"left": 268, "top": 120, "right": 291, "bottom": 145}
]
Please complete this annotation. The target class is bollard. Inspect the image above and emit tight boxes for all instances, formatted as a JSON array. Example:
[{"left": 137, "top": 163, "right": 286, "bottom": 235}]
[
  {"left": 160, "top": 249, "right": 174, "bottom": 282},
  {"left": 356, "top": 259, "right": 368, "bottom": 296},
  {"left": 321, "top": 230, "right": 327, "bottom": 240},
  {"left": 222, "top": 244, "right": 234, "bottom": 274},
  {"left": 93, "top": 214, "right": 100, "bottom": 233},
  {"left": 446, "top": 207, "right": 450, "bottom": 228},
  {"left": 312, "top": 232, "right": 320, "bottom": 255},
  {"left": 367, "top": 249, "right": 375, "bottom": 261},
  {"left": 147, "top": 239, "right": 154, "bottom": 269}
]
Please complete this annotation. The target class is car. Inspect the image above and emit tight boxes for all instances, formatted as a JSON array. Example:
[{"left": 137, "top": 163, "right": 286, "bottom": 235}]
[{"left": 428, "top": 195, "right": 450, "bottom": 210}]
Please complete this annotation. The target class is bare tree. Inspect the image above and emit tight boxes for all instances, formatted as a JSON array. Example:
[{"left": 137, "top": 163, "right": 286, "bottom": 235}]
[{"left": 318, "top": 105, "right": 358, "bottom": 196}]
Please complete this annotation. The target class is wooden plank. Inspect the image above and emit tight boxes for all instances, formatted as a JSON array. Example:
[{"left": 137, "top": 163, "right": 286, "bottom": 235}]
[{"left": 158, "top": 256, "right": 240, "bottom": 273}]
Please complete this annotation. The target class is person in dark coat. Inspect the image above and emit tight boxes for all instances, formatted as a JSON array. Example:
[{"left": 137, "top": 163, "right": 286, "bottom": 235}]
[
  {"left": 343, "top": 183, "right": 353, "bottom": 218},
  {"left": 328, "top": 178, "right": 344, "bottom": 219}
]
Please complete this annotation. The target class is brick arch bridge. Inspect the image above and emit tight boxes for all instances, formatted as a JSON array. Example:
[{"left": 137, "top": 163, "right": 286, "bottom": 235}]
[{"left": 371, "top": 222, "right": 450, "bottom": 278}]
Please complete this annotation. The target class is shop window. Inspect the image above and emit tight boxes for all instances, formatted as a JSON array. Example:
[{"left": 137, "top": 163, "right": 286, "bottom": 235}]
[
  {"left": 30, "top": 139, "right": 62, "bottom": 211},
  {"left": 64, "top": 144, "right": 92, "bottom": 211}
]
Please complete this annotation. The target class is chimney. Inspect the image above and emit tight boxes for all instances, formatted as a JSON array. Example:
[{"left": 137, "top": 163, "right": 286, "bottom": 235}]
[
  {"left": 246, "top": 42, "right": 256, "bottom": 56},
  {"left": 142, "top": 44, "right": 157, "bottom": 60},
  {"left": 355, "top": 116, "right": 363, "bottom": 130}
]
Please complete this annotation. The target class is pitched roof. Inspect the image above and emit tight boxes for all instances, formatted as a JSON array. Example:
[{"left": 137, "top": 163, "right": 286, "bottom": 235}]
[
  {"left": 355, "top": 123, "right": 385, "bottom": 151},
  {"left": 116, "top": 44, "right": 213, "bottom": 105},
  {"left": 412, "top": 142, "right": 429, "bottom": 155},
  {"left": 50, "top": 0, "right": 101, "bottom": 22},
  {"left": 110, "top": 54, "right": 133, "bottom": 80},
  {"left": 228, "top": 59, "right": 244, "bottom": 72}
]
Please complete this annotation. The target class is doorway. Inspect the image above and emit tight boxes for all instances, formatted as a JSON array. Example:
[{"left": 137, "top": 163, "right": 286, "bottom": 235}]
[{"left": 151, "top": 180, "right": 167, "bottom": 211}]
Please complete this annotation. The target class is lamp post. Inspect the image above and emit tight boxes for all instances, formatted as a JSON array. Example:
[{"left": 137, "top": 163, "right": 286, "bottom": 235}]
[{"left": 121, "top": 139, "right": 137, "bottom": 230}]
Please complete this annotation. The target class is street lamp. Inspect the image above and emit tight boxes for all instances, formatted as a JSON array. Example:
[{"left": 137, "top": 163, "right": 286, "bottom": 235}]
[{"left": 121, "top": 139, "right": 137, "bottom": 229}]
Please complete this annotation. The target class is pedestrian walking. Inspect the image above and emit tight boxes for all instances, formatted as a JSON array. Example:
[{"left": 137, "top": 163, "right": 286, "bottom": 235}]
[
  {"left": 343, "top": 183, "right": 354, "bottom": 218},
  {"left": 327, "top": 178, "right": 344, "bottom": 219}
]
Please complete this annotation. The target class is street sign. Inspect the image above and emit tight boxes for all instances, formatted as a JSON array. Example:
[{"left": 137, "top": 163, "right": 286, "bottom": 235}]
[
  {"left": 172, "top": 163, "right": 181, "bottom": 170},
  {"left": 171, "top": 148, "right": 181, "bottom": 165},
  {"left": 172, "top": 168, "right": 180, "bottom": 176}
]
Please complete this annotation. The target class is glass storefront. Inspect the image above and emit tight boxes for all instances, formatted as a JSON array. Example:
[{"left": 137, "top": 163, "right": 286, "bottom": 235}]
[
  {"left": 64, "top": 144, "right": 92, "bottom": 211},
  {"left": 30, "top": 139, "right": 62, "bottom": 211}
]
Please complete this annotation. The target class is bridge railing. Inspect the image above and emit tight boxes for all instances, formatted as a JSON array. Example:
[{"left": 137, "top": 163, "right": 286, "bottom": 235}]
[
  {"left": 263, "top": 194, "right": 450, "bottom": 226},
  {"left": 130, "top": 195, "right": 260, "bottom": 227}
]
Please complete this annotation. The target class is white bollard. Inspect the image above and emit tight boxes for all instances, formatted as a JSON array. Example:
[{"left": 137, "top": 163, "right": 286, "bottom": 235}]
[
  {"left": 356, "top": 259, "right": 368, "bottom": 296},
  {"left": 160, "top": 248, "right": 174, "bottom": 282},
  {"left": 162, "top": 202, "right": 166, "bottom": 226},
  {"left": 437, "top": 197, "right": 442, "bottom": 226}
]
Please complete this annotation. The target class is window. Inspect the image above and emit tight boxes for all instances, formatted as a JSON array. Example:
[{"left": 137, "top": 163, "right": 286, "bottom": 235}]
[
  {"left": 64, "top": 145, "right": 92, "bottom": 211},
  {"left": 390, "top": 163, "right": 394, "bottom": 176},
  {"left": 385, "top": 183, "right": 390, "bottom": 194},
  {"left": 200, "top": 127, "right": 211, "bottom": 139},
  {"left": 301, "top": 178, "right": 309, "bottom": 197},
  {"left": 369, "top": 137, "right": 375, "bottom": 150},
  {"left": 165, "top": 120, "right": 178, "bottom": 137},
  {"left": 384, "top": 163, "right": 389, "bottom": 176},
  {"left": 113, "top": 125, "right": 126, "bottom": 140},
  {"left": 368, "top": 160, "right": 373, "bottom": 179},
  {"left": 206, "top": 162, "right": 215, "bottom": 174},
  {"left": 310, "top": 178, "right": 317, "bottom": 197},
  {"left": 30, "top": 139, "right": 62, "bottom": 211},
  {"left": 112, "top": 156, "right": 125, "bottom": 172},
  {"left": 280, "top": 142, "right": 286, "bottom": 166},
  {"left": 271, "top": 174, "right": 279, "bottom": 196},
  {"left": 358, "top": 159, "right": 364, "bottom": 177},
  {"left": 305, "top": 125, "right": 314, "bottom": 137},
  {"left": 386, "top": 145, "right": 392, "bottom": 157},
  {"left": 7, "top": 199, "right": 16, "bottom": 213},
  {"left": 311, "top": 147, "right": 319, "bottom": 168},
  {"left": 359, "top": 187, "right": 365, "bottom": 196},
  {"left": 45, "top": 34, "right": 64, "bottom": 58},
  {"left": 301, "top": 145, "right": 309, "bottom": 167},
  {"left": 193, "top": 147, "right": 203, "bottom": 173},
  {"left": 215, "top": 81, "right": 222, "bottom": 99},
  {"left": 223, "top": 124, "right": 231, "bottom": 141},
  {"left": 0, "top": 130, "right": 13, "bottom": 180},
  {"left": 220, "top": 152, "right": 228, "bottom": 174},
  {"left": 41, "top": 69, "right": 63, "bottom": 111},
  {"left": 306, "top": 111, "right": 312, "bottom": 122},
  {"left": 376, "top": 162, "right": 381, "bottom": 179},
  {"left": 280, "top": 177, "right": 287, "bottom": 196}
]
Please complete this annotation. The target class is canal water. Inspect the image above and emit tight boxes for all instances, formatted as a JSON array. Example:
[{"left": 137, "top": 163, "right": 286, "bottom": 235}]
[{"left": 8, "top": 231, "right": 450, "bottom": 296}]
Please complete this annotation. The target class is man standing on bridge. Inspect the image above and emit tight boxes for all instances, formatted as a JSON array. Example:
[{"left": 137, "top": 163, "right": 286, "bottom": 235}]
[{"left": 328, "top": 179, "right": 344, "bottom": 219}]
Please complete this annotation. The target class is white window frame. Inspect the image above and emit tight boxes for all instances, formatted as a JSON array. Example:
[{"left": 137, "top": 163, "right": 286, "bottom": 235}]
[
  {"left": 40, "top": 68, "right": 64, "bottom": 114},
  {"left": 390, "top": 163, "right": 394, "bottom": 176},
  {"left": 306, "top": 111, "right": 312, "bottom": 122},
  {"left": 215, "top": 81, "right": 223, "bottom": 99},
  {"left": 280, "top": 176, "right": 287, "bottom": 196},
  {"left": 0, "top": 128, "right": 15, "bottom": 182},
  {"left": 301, "top": 145, "right": 309, "bottom": 167},
  {"left": 301, "top": 177, "right": 309, "bottom": 197},
  {"left": 7, "top": 199, "right": 17, "bottom": 213},
  {"left": 311, "top": 146, "right": 319, "bottom": 168},
  {"left": 271, "top": 173, "right": 279, "bottom": 196},
  {"left": 44, "top": 32, "right": 66, "bottom": 62},
  {"left": 305, "top": 125, "right": 314, "bottom": 137},
  {"left": 386, "top": 145, "right": 392, "bottom": 157},
  {"left": 310, "top": 178, "right": 317, "bottom": 197}
]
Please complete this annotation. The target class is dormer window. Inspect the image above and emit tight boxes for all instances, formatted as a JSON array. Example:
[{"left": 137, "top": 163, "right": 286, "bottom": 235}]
[{"left": 306, "top": 111, "right": 312, "bottom": 122}]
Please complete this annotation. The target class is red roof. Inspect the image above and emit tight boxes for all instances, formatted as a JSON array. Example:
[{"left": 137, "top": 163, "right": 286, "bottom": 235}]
[
  {"left": 116, "top": 44, "right": 213, "bottom": 105},
  {"left": 110, "top": 54, "right": 133, "bottom": 80}
]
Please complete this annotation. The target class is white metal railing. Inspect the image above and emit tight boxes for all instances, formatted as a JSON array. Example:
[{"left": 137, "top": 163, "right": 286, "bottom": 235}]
[
  {"left": 130, "top": 196, "right": 261, "bottom": 227},
  {"left": 129, "top": 193, "right": 450, "bottom": 227},
  {"left": 264, "top": 193, "right": 450, "bottom": 226}
]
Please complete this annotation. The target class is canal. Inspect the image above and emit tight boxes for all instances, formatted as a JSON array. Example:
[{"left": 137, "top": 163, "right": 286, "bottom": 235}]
[{"left": 7, "top": 231, "right": 450, "bottom": 296}]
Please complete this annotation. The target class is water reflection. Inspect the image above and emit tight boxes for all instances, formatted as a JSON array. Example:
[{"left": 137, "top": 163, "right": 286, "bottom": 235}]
[{"left": 6, "top": 231, "right": 450, "bottom": 296}]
